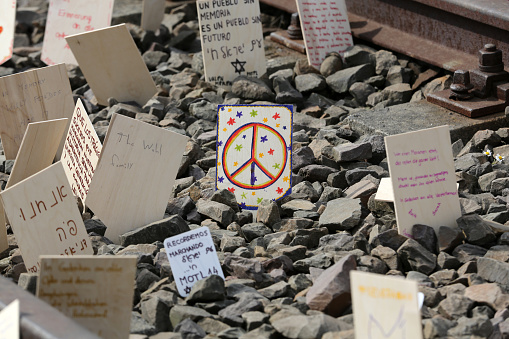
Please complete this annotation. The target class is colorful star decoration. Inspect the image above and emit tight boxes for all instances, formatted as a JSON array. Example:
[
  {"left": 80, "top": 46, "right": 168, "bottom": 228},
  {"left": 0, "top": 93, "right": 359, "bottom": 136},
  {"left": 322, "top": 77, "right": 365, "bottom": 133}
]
[{"left": 216, "top": 105, "right": 293, "bottom": 210}]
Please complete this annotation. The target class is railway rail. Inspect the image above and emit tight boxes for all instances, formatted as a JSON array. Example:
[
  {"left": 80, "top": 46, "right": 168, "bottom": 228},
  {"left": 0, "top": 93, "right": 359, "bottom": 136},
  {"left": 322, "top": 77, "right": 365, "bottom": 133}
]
[{"left": 262, "top": 0, "right": 509, "bottom": 72}]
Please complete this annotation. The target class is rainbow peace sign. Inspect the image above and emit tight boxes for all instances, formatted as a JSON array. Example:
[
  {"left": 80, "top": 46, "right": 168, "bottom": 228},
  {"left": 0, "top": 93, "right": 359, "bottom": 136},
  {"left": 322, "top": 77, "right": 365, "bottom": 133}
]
[{"left": 216, "top": 105, "right": 293, "bottom": 210}]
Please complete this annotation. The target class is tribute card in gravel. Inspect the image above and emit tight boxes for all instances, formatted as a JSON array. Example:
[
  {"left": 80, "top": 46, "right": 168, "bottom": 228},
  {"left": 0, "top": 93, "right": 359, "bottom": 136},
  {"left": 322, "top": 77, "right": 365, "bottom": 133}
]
[
  {"left": 164, "top": 226, "right": 224, "bottom": 297},
  {"left": 61, "top": 99, "right": 102, "bottom": 204},
  {"left": 296, "top": 0, "right": 353, "bottom": 69},
  {"left": 216, "top": 105, "right": 293, "bottom": 209},
  {"left": 351, "top": 271, "right": 423, "bottom": 339},
  {"left": 0, "top": 0, "right": 16, "bottom": 66},
  {"left": 86, "top": 113, "right": 189, "bottom": 243},
  {"left": 197, "top": 0, "right": 266, "bottom": 88},
  {"left": 385, "top": 125, "right": 461, "bottom": 238},
  {"left": 41, "top": 0, "right": 114, "bottom": 66},
  {"left": 37, "top": 256, "right": 136, "bottom": 339},
  {"left": 66, "top": 24, "right": 157, "bottom": 106},
  {"left": 142, "top": 0, "right": 166, "bottom": 31},
  {"left": 0, "top": 64, "right": 74, "bottom": 159},
  {"left": 0, "top": 162, "right": 93, "bottom": 274},
  {"left": 0, "top": 299, "right": 19, "bottom": 338}
]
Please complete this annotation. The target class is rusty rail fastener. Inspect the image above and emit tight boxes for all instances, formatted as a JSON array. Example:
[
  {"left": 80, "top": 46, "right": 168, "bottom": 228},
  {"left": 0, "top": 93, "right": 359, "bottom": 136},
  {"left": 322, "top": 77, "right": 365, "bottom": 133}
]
[
  {"left": 287, "top": 13, "right": 302, "bottom": 40},
  {"left": 449, "top": 70, "right": 473, "bottom": 100}
]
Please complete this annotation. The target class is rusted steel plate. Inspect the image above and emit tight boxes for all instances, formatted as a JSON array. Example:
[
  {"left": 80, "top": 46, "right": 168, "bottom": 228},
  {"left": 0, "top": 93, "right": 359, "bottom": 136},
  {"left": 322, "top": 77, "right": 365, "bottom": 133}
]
[
  {"left": 0, "top": 276, "right": 101, "bottom": 339},
  {"left": 427, "top": 90, "right": 507, "bottom": 118}
]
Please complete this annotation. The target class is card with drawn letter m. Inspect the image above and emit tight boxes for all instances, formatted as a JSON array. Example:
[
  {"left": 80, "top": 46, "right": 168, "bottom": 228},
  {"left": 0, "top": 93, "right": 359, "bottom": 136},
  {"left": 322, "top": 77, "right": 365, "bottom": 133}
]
[{"left": 216, "top": 105, "right": 293, "bottom": 210}]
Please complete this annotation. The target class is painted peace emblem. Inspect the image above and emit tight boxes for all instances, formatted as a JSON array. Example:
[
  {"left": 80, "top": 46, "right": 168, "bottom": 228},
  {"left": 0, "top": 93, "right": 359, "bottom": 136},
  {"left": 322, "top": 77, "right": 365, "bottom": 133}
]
[{"left": 222, "top": 123, "right": 287, "bottom": 190}]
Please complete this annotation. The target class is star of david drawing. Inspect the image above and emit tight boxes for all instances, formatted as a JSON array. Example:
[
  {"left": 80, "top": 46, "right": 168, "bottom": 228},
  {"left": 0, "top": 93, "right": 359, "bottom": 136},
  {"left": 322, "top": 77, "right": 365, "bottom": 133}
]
[
  {"left": 184, "top": 286, "right": 192, "bottom": 294},
  {"left": 231, "top": 59, "right": 247, "bottom": 75}
]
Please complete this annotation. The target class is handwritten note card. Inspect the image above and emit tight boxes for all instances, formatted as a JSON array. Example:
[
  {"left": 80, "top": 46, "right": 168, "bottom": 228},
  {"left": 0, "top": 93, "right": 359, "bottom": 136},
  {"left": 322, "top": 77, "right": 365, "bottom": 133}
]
[
  {"left": 164, "top": 227, "right": 224, "bottom": 297},
  {"left": 86, "top": 114, "right": 189, "bottom": 243},
  {"left": 142, "top": 0, "right": 166, "bottom": 31},
  {"left": 296, "top": 0, "right": 353, "bottom": 69},
  {"left": 41, "top": 0, "right": 114, "bottom": 66},
  {"left": 351, "top": 271, "right": 423, "bottom": 339},
  {"left": 37, "top": 256, "right": 136, "bottom": 339},
  {"left": 0, "top": 162, "right": 93, "bottom": 274},
  {"left": 66, "top": 24, "right": 157, "bottom": 106},
  {"left": 0, "top": 0, "right": 16, "bottom": 65},
  {"left": 62, "top": 99, "right": 102, "bottom": 203},
  {"left": 385, "top": 126, "right": 461, "bottom": 238},
  {"left": 197, "top": 0, "right": 266, "bottom": 88},
  {"left": 216, "top": 105, "right": 293, "bottom": 209},
  {"left": 0, "top": 299, "right": 19, "bottom": 339},
  {"left": 0, "top": 64, "right": 74, "bottom": 159}
]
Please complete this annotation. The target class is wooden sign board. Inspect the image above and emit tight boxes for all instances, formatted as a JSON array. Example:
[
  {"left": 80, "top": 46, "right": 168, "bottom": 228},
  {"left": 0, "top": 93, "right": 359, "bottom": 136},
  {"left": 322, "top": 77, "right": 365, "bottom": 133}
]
[
  {"left": 142, "top": 0, "right": 165, "bottom": 31},
  {"left": 0, "top": 0, "right": 16, "bottom": 65},
  {"left": 41, "top": 0, "right": 114, "bottom": 66},
  {"left": 296, "top": 0, "right": 353, "bottom": 69},
  {"left": 66, "top": 24, "right": 158, "bottom": 106},
  {"left": 0, "top": 299, "right": 19, "bottom": 339},
  {"left": 0, "top": 64, "right": 74, "bottom": 159},
  {"left": 374, "top": 177, "right": 394, "bottom": 202},
  {"left": 216, "top": 105, "right": 293, "bottom": 209},
  {"left": 164, "top": 227, "right": 224, "bottom": 297},
  {"left": 0, "top": 162, "right": 93, "bottom": 274},
  {"left": 351, "top": 271, "right": 423, "bottom": 339},
  {"left": 7, "top": 119, "right": 68, "bottom": 189},
  {"left": 37, "top": 256, "right": 136, "bottom": 339},
  {"left": 0, "top": 204, "right": 7, "bottom": 254},
  {"left": 61, "top": 99, "right": 102, "bottom": 203},
  {"left": 86, "top": 114, "right": 189, "bottom": 243},
  {"left": 385, "top": 125, "right": 461, "bottom": 238},
  {"left": 197, "top": 0, "right": 266, "bottom": 88}
]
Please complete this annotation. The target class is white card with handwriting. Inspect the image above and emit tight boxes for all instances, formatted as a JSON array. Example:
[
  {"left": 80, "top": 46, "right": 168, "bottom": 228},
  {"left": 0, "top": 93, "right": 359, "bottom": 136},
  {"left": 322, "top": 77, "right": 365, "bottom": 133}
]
[
  {"left": 0, "top": 299, "right": 19, "bottom": 339},
  {"left": 37, "top": 256, "right": 136, "bottom": 339},
  {"left": 0, "top": 0, "right": 16, "bottom": 66},
  {"left": 385, "top": 125, "right": 461, "bottom": 237},
  {"left": 164, "top": 227, "right": 224, "bottom": 297},
  {"left": 0, "top": 162, "right": 92, "bottom": 273},
  {"left": 41, "top": 0, "right": 114, "bottom": 66},
  {"left": 86, "top": 114, "right": 189, "bottom": 243},
  {"left": 351, "top": 271, "right": 423, "bottom": 339}
]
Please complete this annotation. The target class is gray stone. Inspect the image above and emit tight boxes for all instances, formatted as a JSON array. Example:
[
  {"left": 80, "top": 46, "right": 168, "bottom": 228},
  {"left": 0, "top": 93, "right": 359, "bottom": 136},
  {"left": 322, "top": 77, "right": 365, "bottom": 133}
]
[
  {"left": 220, "top": 236, "right": 246, "bottom": 253},
  {"left": 319, "top": 198, "right": 363, "bottom": 232},
  {"left": 453, "top": 244, "right": 487, "bottom": 263},
  {"left": 477, "top": 257, "right": 509, "bottom": 286},
  {"left": 256, "top": 199, "right": 281, "bottom": 226},
  {"left": 438, "top": 294, "right": 474, "bottom": 320},
  {"left": 437, "top": 251, "right": 461, "bottom": 270},
  {"left": 169, "top": 305, "right": 212, "bottom": 328},
  {"left": 196, "top": 318, "right": 230, "bottom": 335},
  {"left": 218, "top": 294, "right": 265, "bottom": 325},
  {"left": 131, "top": 311, "right": 157, "bottom": 336},
  {"left": 437, "top": 226, "right": 465, "bottom": 252},
  {"left": 239, "top": 324, "right": 277, "bottom": 339},
  {"left": 371, "top": 246, "right": 400, "bottom": 271},
  {"left": 344, "top": 46, "right": 375, "bottom": 67},
  {"left": 298, "top": 165, "right": 338, "bottom": 183},
  {"left": 320, "top": 53, "right": 343, "bottom": 77},
  {"left": 333, "top": 142, "right": 372, "bottom": 162},
  {"left": 447, "top": 316, "right": 493, "bottom": 337},
  {"left": 272, "top": 314, "right": 342, "bottom": 339},
  {"left": 196, "top": 200, "right": 236, "bottom": 226},
  {"left": 385, "top": 65, "right": 413, "bottom": 86},
  {"left": 120, "top": 215, "right": 190, "bottom": 246},
  {"left": 292, "top": 147, "right": 316, "bottom": 171},
  {"left": 349, "top": 82, "right": 376, "bottom": 106},
  {"left": 370, "top": 229, "right": 407, "bottom": 251},
  {"left": 273, "top": 76, "right": 304, "bottom": 105},
  {"left": 258, "top": 281, "right": 290, "bottom": 299},
  {"left": 210, "top": 189, "right": 240, "bottom": 213},
  {"left": 294, "top": 253, "right": 334, "bottom": 273},
  {"left": 457, "top": 213, "right": 496, "bottom": 246},
  {"left": 422, "top": 316, "right": 456, "bottom": 339},
  {"left": 375, "top": 50, "right": 399, "bottom": 76},
  {"left": 397, "top": 239, "right": 437, "bottom": 275},
  {"left": 232, "top": 76, "right": 275, "bottom": 101},
  {"left": 174, "top": 318, "right": 206, "bottom": 339},
  {"left": 295, "top": 73, "right": 327, "bottom": 94},
  {"left": 306, "top": 255, "right": 356, "bottom": 316},
  {"left": 223, "top": 255, "right": 265, "bottom": 284},
  {"left": 241, "top": 311, "right": 269, "bottom": 331},
  {"left": 326, "top": 64, "right": 375, "bottom": 94},
  {"left": 292, "top": 182, "right": 320, "bottom": 203},
  {"left": 186, "top": 275, "right": 225, "bottom": 304},
  {"left": 241, "top": 223, "right": 273, "bottom": 242},
  {"left": 142, "top": 51, "right": 169, "bottom": 70},
  {"left": 412, "top": 224, "right": 437, "bottom": 254}
]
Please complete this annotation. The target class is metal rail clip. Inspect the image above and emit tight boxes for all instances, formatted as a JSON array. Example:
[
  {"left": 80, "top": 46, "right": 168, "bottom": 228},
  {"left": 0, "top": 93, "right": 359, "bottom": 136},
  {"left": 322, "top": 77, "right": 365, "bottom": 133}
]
[{"left": 427, "top": 44, "right": 509, "bottom": 118}]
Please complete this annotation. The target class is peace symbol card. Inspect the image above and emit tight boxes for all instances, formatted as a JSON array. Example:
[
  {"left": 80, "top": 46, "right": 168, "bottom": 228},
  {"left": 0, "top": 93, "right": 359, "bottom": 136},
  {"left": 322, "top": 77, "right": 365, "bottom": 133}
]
[
  {"left": 0, "top": 0, "right": 16, "bottom": 66},
  {"left": 216, "top": 105, "right": 293, "bottom": 210}
]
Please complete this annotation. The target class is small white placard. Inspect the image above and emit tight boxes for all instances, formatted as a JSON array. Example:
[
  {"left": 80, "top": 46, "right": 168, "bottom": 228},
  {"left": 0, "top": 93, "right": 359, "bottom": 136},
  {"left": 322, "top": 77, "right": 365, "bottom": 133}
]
[
  {"left": 0, "top": 299, "right": 19, "bottom": 339},
  {"left": 0, "top": 1, "right": 16, "bottom": 65},
  {"left": 164, "top": 227, "right": 224, "bottom": 297}
]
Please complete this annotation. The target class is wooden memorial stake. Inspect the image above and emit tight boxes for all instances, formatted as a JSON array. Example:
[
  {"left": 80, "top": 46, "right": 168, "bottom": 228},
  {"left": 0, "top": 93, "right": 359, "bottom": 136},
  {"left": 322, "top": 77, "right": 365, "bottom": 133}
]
[
  {"left": 86, "top": 114, "right": 189, "bottom": 243},
  {"left": 216, "top": 105, "right": 293, "bottom": 209},
  {"left": 0, "top": 64, "right": 74, "bottom": 159},
  {"left": 142, "top": 0, "right": 166, "bottom": 31},
  {"left": 41, "top": 0, "right": 114, "bottom": 66},
  {"left": 296, "top": 0, "right": 353, "bottom": 69},
  {"left": 37, "top": 256, "right": 136, "bottom": 339},
  {"left": 0, "top": 299, "right": 19, "bottom": 339},
  {"left": 164, "top": 227, "right": 224, "bottom": 297},
  {"left": 385, "top": 125, "right": 461, "bottom": 238},
  {"left": 0, "top": 0, "right": 16, "bottom": 65},
  {"left": 66, "top": 24, "right": 158, "bottom": 106},
  {"left": 0, "top": 162, "right": 93, "bottom": 274},
  {"left": 196, "top": 0, "right": 266, "bottom": 88},
  {"left": 351, "top": 271, "right": 423, "bottom": 339},
  {"left": 61, "top": 99, "right": 102, "bottom": 204}
]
